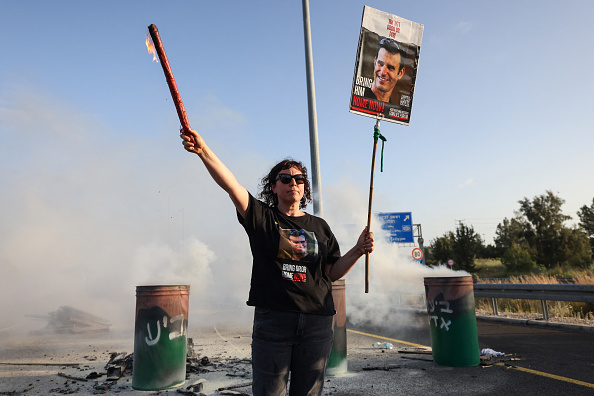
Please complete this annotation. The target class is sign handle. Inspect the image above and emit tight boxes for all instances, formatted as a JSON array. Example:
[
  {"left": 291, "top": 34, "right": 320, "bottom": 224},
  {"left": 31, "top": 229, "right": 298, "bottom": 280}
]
[{"left": 365, "top": 119, "right": 381, "bottom": 293}]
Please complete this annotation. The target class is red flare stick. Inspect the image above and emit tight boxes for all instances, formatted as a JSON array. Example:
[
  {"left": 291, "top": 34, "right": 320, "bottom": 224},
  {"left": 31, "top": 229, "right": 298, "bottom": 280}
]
[{"left": 148, "top": 24, "right": 191, "bottom": 134}]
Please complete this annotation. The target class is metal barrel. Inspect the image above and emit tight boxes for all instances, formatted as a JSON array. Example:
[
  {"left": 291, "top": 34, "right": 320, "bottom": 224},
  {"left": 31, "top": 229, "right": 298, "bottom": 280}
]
[
  {"left": 424, "top": 276, "right": 480, "bottom": 367},
  {"left": 326, "top": 279, "right": 347, "bottom": 376},
  {"left": 132, "top": 285, "right": 190, "bottom": 390}
]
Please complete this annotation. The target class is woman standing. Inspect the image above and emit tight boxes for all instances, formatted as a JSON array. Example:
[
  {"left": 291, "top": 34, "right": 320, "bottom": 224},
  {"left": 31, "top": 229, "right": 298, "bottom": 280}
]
[{"left": 181, "top": 129, "right": 374, "bottom": 396}]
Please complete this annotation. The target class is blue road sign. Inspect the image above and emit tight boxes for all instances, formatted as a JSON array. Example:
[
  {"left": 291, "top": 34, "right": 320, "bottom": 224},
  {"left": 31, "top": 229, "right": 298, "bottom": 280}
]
[{"left": 377, "top": 212, "right": 414, "bottom": 243}]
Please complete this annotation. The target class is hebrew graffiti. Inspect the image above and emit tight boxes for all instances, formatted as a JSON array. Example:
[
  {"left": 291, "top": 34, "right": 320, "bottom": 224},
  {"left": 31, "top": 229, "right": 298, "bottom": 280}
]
[
  {"left": 144, "top": 314, "right": 185, "bottom": 345},
  {"left": 133, "top": 302, "right": 189, "bottom": 390},
  {"left": 145, "top": 320, "right": 161, "bottom": 346},
  {"left": 439, "top": 317, "right": 451, "bottom": 330},
  {"left": 439, "top": 301, "right": 453, "bottom": 313},
  {"left": 136, "top": 306, "right": 187, "bottom": 347},
  {"left": 427, "top": 298, "right": 454, "bottom": 332}
]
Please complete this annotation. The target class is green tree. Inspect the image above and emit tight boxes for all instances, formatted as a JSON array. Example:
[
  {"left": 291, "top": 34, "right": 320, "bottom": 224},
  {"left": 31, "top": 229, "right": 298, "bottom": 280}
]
[
  {"left": 560, "top": 227, "right": 593, "bottom": 269},
  {"left": 477, "top": 243, "right": 498, "bottom": 259},
  {"left": 494, "top": 215, "right": 530, "bottom": 257},
  {"left": 577, "top": 198, "right": 594, "bottom": 252},
  {"left": 501, "top": 242, "right": 536, "bottom": 272},
  {"left": 518, "top": 190, "right": 571, "bottom": 269},
  {"left": 428, "top": 231, "right": 455, "bottom": 266},
  {"left": 495, "top": 215, "right": 535, "bottom": 270},
  {"left": 452, "top": 222, "right": 482, "bottom": 273}
]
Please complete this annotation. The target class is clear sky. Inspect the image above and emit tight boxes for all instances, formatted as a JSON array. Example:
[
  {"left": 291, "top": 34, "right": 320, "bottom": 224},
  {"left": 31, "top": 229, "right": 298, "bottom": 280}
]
[{"left": 2, "top": 1, "right": 593, "bottom": 327}]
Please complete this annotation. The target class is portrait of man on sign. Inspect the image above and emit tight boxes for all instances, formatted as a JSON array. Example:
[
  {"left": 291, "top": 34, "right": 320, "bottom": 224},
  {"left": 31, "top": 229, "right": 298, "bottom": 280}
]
[
  {"left": 363, "top": 37, "right": 407, "bottom": 104},
  {"left": 349, "top": 6, "right": 424, "bottom": 125}
]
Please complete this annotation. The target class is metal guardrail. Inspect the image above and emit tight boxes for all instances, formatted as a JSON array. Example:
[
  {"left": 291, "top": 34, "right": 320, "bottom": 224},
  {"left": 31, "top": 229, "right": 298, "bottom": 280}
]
[
  {"left": 475, "top": 277, "right": 576, "bottom": 284},
  {"left": 474, "top": 283, "right": 594, "bottom": 320}
]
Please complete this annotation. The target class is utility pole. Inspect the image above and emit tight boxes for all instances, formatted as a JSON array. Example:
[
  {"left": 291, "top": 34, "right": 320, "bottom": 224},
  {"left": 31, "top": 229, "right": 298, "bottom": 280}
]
[
  {"left": 301, "top": 0, "right": 323, "bottom": 216},
  {"left": 414, "top": 224, "right": 425, "bottom": 265}
]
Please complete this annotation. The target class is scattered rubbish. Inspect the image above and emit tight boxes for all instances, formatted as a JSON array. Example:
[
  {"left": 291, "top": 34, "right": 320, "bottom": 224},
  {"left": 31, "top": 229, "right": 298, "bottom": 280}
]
[
  {"left": 57, "top": 372, "right": 88, "bottom": 382},
  {"left": 226, "top": 358, "right": 252, "bottom": 365},
  {"left": 226, "top": 371, "right": 249, "bottom": 378},
  {"left": 185, "top": 378, "right": 206, "bottom": 393},
  {"left": 104, "top": 351, "right": 132, "bottom": 381},
  {"left": 49, "top": 384, "right": 81, "bottom": 394},
  {"left": 372, "top": 342, "right": 393, "bottom": 349},
  {"left": 3, "top": 332, "right": 255, "bottom": 395},
  {"left": 362, "top": 364, "right": 401, "bottom": 371},
  {"left": 480, "top": 352, "right": 521, "bottom": 367},
  {"left": 96, "top": 352, "right": 134, "bottom": 382},
  {"left": 27, "top": 306, "right": 111, "bottom": 334},
  {"left": 0, "top": 362, "right": 80, "bottom": 367},
  {"left": 176, "top": 388, "right": 204, "bottom": 396},
  {"left": 397, "top": 347, "right": 432, "bottom": 355},
  {"left": 106, "top": 365, "right": 123, "bottom": 380},
  {"left": 481, "top": 348, "right": 505, "bottom": 357},
  {"left": 85, "top": 371, "right": 103, "bottom": 380},
  {"left": 400, "top": 355, "right": 433, "bottom": 362},
  {"left": 94, "top": 383, "right": 114, "bottom": 392},
  {"left": 217, "top": 382, "right": 253, "bottom": 392},
  {"left": 187, "top": 354, "right": 216, "bottom": 374},
  {"left": 107, "top": 352, "right": 127, "bottom": 365},
  {"left": 187, "top": 337, "right": 197, "bottom": 358}
]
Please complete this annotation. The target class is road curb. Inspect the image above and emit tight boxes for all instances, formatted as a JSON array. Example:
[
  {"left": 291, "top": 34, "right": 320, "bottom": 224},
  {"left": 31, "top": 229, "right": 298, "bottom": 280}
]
[{"left": 476, "top": 315, "right": 594, "bottom": 335}]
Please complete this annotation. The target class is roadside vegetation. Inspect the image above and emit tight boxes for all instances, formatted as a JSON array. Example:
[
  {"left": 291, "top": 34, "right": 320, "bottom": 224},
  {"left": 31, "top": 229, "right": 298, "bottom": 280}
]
[
  {"left": 422, "top": 191, "right": 594, "bottom": 322},
  {"left": 473, "top": 264, "right": 594, "bottom": 321}
]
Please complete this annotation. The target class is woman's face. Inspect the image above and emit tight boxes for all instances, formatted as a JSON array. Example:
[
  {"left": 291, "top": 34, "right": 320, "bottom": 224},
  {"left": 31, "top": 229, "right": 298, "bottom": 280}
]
[{"left": 271, "top": 167, "right": 305, "bottom": 205}]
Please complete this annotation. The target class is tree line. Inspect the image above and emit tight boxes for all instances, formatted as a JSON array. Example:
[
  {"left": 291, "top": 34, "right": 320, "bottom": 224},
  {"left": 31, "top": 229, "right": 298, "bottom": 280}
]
[{"left": 424, "top": 191, "right": 594, "bottom": 273}]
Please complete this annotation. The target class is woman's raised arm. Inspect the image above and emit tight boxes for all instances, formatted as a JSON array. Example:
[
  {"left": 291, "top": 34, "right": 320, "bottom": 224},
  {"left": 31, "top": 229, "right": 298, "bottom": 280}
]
[{"left": 181, "top": 129, "right": 249, "bottom": 218}]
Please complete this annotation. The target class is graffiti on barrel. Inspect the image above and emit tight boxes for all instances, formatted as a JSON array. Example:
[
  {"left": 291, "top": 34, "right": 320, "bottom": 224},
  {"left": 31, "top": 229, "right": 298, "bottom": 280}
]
[
  {"left": 132, "top": 286, "right": 190, "bottom": 390},
  {"left": 427, "top": 299, "right": 453, "bottom": 331},
  {"left": 423, "top": 277, "right": 480, "bottom": 367},
  {"left": 142, "top": 312, "right": 186, "bottom": 346}
]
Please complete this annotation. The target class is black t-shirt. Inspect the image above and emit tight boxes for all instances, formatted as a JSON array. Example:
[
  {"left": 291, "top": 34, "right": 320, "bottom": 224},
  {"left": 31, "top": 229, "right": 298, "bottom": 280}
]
[
  {"left": 237, "top": 194, "right": 341, "bottom": 315},
  {"left": 363, "top": 86, "right": 379, "bottom": 101},
  {"left": 363, "top": 86, "right": 396, "bottom": 105}
]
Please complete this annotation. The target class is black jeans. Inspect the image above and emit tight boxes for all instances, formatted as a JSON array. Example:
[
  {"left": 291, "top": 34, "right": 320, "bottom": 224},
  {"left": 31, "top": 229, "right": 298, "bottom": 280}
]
[{"left": 251, "top": 308, "right": 334, "bottom": 396}]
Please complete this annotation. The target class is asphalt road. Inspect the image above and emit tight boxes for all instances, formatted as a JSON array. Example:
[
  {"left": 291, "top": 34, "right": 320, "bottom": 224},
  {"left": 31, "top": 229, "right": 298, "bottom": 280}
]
[
  {"left": 1, "top": 311, "right": 593, "bottom": 395},
  {"left": 477, "top": 320, "right": 594, "bottom": 387},
  {"left": 347, "top": 312, "right": 594, "bottom": 395}
]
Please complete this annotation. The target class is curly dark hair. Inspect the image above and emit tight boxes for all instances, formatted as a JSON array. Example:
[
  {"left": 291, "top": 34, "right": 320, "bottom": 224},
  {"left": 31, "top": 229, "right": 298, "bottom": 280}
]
[{"left": 258, "top": 159, "right": 312, "bottom": 209}]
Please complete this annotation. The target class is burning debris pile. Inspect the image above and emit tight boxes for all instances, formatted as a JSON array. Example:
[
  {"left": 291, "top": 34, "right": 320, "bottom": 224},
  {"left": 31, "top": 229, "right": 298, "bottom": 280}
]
[
  {"left": 36, "top": 337, "right": 253, "bottom": 395},
  {"left": 28, "top": 306, "right": 112, "bottom": 334},
  {"left": 52, "top": 352, "right": 134, "bottom": 393},
  {"left": 104, "top": 352, "right": 133, "bottom": 381},
  {"left": 183, "top": 337, "right": 252, "bottom": 395}
]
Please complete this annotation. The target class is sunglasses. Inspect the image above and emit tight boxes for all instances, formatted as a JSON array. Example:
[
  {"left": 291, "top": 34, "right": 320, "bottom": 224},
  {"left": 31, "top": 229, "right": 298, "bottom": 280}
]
[{"left": 276, "top": 173, "right": 306, "bottom": 184}]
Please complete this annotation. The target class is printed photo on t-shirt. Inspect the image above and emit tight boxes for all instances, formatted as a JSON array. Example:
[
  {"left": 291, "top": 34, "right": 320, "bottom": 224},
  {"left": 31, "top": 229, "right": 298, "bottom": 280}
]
[{"left": 278, "top": 228, "right": 318, "bottom": 262}]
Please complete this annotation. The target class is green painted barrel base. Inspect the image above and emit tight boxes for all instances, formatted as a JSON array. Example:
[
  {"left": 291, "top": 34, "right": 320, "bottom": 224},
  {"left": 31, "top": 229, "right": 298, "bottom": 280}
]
[
  {"left": 326, "top": 280, "right": 347, "bottom": 376},
  {"left": 132, "top": 333, "right": 187, "bottom": 390},
  {"left": 424, "top": 276, "right": 480, "bottom": 367},
  {"left": 132, "top": 286, "right": 190, "bottom": 390},
  {"left": 429, "top": 312, "right": 480, "bottom": 367},
  {"left": 326, "top": 337, "right": 348, "bottom": 376}
]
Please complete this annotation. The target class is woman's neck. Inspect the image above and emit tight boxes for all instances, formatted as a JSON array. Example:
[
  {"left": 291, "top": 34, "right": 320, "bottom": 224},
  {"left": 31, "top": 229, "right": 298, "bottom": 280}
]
[{"left": 277, "top": 201, "right": 305, "bottom": 217}]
